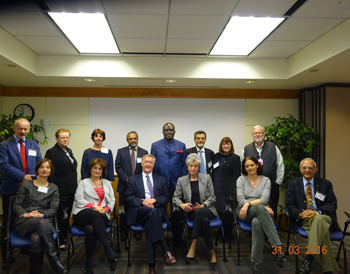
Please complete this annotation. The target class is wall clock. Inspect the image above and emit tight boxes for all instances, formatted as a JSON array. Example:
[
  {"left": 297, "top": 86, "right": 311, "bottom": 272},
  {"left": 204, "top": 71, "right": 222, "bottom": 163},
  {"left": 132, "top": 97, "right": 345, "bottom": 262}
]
[{"left": 13, "top": 103, "right": 35, "bottom": 121}]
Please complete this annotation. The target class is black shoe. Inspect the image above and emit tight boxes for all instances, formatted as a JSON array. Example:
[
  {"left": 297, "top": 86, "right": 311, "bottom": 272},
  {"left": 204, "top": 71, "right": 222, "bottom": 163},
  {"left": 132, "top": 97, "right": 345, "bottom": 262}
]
[
  {"left": 110, "top": 256, "right": 118, "bottom": 271},
  {"left": 185, "top": 256, "right": 195, "bottom": 264},
  {"left": 253, "top": 261, "right": 261, "bottom": 272},
  {"left": 135, "top": 234, "right": 142, "bottom": 241},
  {"left": 277, "top": 251, "right": 287, "bottom": 268},
  {"left": 299, "top": 259, "right": 312, "bottom": 274},
  {"left": 59, "top": 244, "right": 68, "bottom": 252}
]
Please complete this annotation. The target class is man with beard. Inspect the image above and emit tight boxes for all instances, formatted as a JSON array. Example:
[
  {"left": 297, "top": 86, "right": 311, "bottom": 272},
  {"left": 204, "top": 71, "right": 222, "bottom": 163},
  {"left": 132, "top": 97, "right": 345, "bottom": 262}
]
[
  {"left": 151, "top": 123, "right": 187, "bottom": 246},
  {"left": 186, "top": 130, "right": 214, "bottom": 175},
  {"left": 241, "top": 125, "right": 284, "bottom": 220},
  {"left": 115, "top": 131, "right": 148, "bottom": 241}
]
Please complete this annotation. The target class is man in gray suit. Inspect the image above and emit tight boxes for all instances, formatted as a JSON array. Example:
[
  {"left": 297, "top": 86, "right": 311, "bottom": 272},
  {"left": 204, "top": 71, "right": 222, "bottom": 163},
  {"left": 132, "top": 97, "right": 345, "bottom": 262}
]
[{"left": 115, "top": 131, "right": 148, "bottom": 240}]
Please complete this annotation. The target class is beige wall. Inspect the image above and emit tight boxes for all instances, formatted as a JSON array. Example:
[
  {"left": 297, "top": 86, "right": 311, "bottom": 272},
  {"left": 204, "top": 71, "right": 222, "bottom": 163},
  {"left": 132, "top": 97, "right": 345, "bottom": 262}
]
[{"left": 326, "top": 87, "right": 350, "bottom": 226}]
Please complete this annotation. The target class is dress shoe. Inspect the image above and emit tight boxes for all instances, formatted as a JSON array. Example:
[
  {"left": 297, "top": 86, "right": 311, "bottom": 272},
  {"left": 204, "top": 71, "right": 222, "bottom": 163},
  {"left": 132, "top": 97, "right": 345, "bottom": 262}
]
[
  {"left": 299, "top": 259, "right": 312, "bottom": 273},
  {"left": 149, "top": 267, "right": 157, "bottom": 274},
  {"left": 110, "top": 256, "right": 118, "bottom": 271},
  {"left": 209, "top": 261, "right": 217, "bottom": 267},
  {"left": 277, "top": 251, "right": 287, "bottom": 268},
  {"left": 59, "top": 245, "right": 68, "bottom": 252},
  {"left": 185, "top": 256, "right": 194, "bottom": 264},
  {"left": 164, "top": 251, "right": 177, "bottom": 265},
  {"left": 253, "top": 261, "right": 261, "bottom": 272},
  {"left": 135, "top": 234, "right": 142, "bottom": 241}
]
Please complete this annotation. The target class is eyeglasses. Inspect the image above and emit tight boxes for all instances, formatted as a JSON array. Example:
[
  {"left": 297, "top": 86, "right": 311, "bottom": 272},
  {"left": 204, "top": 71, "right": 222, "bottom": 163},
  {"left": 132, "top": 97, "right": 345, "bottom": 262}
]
[
  {"left": 301, "top": 166, "right": 315, "bottom": 171},
  {"left": 252, "top": 132, "right": 263, "bottom": 135}
]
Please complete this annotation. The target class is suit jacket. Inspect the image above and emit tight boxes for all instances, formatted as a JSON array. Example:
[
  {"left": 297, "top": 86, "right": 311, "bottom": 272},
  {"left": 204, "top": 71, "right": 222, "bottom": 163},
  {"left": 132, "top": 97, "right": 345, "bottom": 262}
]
[
  {"left": 151, "top": 139, "right": 187, "bottom": 188},
  {"left": 45, "top": 143, "right": 78, "bottom": 195},
  {"left": 186, "top": 147, "right": 214, "bottom": 175},
  {"left": 72, "top": 178, "right": 115, "bottom": 219},
  {"left": 0, "top": 136, "right": 42, "bottom": 195},
  {"left": 125, "top": 173, "right": 170, "bottom": 226},
  {"left": 173, "top": 173, "right": 217, "bottom": 217},
  {"left": 115, "top": 146, "right": 148, "bottom": 194},
  {"left": 286, "top": 177, "right": 339, "bottom": 229}
]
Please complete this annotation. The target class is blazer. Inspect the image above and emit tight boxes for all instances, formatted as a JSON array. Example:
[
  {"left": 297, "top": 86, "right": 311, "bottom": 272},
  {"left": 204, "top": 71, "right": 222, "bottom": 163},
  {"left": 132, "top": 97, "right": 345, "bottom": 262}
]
[
  {"left": 173, "top": 173, "right": 217, "bottom": 217},
  {"left": 115, "top": 146, "right": 148, "bottom": 194},
  {"left": 186, "top": 147, "right": 215, "bottom": 175},
  {"left": 72, "top": 178, "right": 115, "bottom": 219},
  {"left": 45, "top": 143, "right": 78, "bottom": 195},
  {"left": 0, "top": 136, "right": 42, "bottom": 195},
  {"left": 125, "top": 173, "right": 170, "bottom": 226},
  {"left": 286, "top": 177, "right": 339, "bottom": 229},
  {"left": 151, "top": 138, "right": 187, "bottom": 188}
]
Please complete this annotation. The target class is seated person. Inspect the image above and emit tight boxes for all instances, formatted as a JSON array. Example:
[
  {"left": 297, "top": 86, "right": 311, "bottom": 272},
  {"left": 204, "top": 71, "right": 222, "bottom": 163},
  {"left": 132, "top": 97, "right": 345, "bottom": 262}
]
[
  {"left": 72, "top": 158, "right": 117, "bottom": 274},
  {"left": 125, "top": 154, "right": 176, "bottom": 274},
  {"left": 236, "top": 156, "right": 285, "bottom": 272},
  {"left": 286, "top": 158, "right": 339, "bottom": 274},
  {"left": 173, "top": 153, "right": 218, "bottom": 265},
  {"left": 13, "top": 158, "right": 67, "bottom": 274}
]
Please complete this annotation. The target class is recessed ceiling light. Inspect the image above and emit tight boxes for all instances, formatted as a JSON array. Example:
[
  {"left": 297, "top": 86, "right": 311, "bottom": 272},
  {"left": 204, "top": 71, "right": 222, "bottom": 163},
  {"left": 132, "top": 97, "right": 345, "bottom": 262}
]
[
  {"left": 7, "top": 64, "right": 16, "bottom": 68},
  {"left": 210, "top": 16, "right": 285, "bottom": 56},
  {"left": 309, "top": 69, "right": 319, "bottom": 73},
  {"left": 84, "top": 78, "right": 96, "bottom": 82},
  {"left": 165, "top": 80, "right": 177, "bottom": 83},
  {"left": 243, "top": 80, "right": 256, "bottom": 84}
]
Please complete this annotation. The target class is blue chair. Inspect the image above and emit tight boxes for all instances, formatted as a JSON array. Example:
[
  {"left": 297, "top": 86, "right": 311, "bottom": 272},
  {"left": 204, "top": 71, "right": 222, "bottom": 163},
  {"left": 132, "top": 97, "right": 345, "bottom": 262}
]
[
  {"left": 183, "top": 217, "right": 227, "bottom": 263},
  {"left": 127, "top": 221, "right": 170, "bottom": 267},
  {"left": 4, "top": 196, "right": 60, "bottom": 274}
]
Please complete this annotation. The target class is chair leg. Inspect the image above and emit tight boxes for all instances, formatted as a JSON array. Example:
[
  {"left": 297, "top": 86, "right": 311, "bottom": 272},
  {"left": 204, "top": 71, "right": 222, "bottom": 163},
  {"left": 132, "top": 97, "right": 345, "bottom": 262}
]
[
  {"left": 286, "top": 229, "right": 291, "bottom": 255},
  {"left": 236, "top": 226, "right": 240, "bottom": 265},
  {"left": 127, "top": 228, "right": 131, "bottom": 267},
  {"left": 116, "top": 215, "right": 120, "bottom": 252},
  {"left": 221, "top": 226, "right": 227, "bottom": 262},
  {"left": 294, "top": 230, "right": 299, "bottom": 273},
  {"left": 343, "top": 240, "right": 347, "bottom": 274}
]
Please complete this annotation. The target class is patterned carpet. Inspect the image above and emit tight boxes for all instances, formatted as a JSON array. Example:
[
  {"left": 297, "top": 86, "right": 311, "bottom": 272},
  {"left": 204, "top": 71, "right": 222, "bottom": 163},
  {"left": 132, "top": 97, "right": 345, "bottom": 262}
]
[{"left": 1, "top": 226, "right": 348, "bottom": 274}]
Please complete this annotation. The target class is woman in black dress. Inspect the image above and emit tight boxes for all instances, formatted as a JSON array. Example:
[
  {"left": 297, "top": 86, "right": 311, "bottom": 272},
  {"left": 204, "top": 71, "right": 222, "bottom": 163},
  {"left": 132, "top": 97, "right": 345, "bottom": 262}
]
[{"left": 13, "top": 158, "right": 68, "bottom": 274}]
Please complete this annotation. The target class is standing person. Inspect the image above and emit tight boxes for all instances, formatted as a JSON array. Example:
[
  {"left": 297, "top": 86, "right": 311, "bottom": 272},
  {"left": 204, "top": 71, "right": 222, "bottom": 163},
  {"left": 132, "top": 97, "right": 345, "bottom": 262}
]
[
  {"left": 13, "top": 159, "right": 68, "bottom": 274},
  {"left": 286, "top": 158, "right": 339, "bottom": 274},
  {"left": 73, "top": 158, "right": 117, "bottom": 274},
  {"left": 115, "top": 131, "right": 148, "bottom": 241},
  {"left": 186, "top": 130, "right": 214, "bottom": 175},
  {"left": 0, "top": 118, "right": 42, "bottom": 262},
  {"left": 45, "top": 129, "right": 77, "bottom": 251},
  {"left": 81, "top": 129, "right": 114, "bottom": 181},
  {"left": 212, "top": 137, "right": 240, "bottom": 241},
  {"left": 151, "top": 122, "right": 187, "bottom": 246},
  {"left": 241, "top": 125, "right": 284, "bottom": 220},
  {"left": 125, "top": 154, "right": 176, "bottom": 274}
]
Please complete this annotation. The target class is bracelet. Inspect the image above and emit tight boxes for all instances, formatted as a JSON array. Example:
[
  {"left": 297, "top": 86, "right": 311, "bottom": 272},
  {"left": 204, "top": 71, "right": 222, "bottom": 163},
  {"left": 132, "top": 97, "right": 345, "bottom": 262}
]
[
  {"left": 248, "top": 202, "right": 251, "bottom": 207},
  {"left": 42, "top": 213, "right": 46, "bottom": 219}
]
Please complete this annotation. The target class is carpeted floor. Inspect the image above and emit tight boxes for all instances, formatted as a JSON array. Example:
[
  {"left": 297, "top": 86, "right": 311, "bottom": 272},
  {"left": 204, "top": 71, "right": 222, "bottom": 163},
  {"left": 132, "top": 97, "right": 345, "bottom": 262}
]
[{"left": 1, "top": 227, "right": 348, "bottom": 274}]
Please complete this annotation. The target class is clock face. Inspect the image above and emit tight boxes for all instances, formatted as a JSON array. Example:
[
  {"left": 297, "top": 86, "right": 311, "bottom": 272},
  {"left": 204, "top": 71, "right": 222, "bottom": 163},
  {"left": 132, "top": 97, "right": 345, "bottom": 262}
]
[{"left": 14, "top": 104, "right": 35, "bottom": 121}]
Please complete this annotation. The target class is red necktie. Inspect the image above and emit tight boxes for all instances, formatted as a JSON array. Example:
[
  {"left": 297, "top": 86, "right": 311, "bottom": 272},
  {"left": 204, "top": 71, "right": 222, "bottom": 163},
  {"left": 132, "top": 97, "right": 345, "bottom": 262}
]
[
  {"left": 131, "top": 148, "right": 136, "bottom": 175},
  {"left": 20, "top": 139, "right": 28, "bottom": 173}
]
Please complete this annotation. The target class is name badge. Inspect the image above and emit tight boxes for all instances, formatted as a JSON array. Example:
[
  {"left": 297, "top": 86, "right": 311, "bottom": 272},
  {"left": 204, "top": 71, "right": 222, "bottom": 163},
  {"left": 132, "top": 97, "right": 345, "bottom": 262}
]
[
  {"left": 38, "top": 186, "right": 48, "bottom": 193},
  {"left": 213, "top": 162, "right": 219, "bottom": 169},
  {"left": 28, "top": 149, "right": 37, "bottom": 156},
  {"left": 137, "top": 157, "right": 142, "bottom": 163},
  {"left": 208, "top": 161, "right": 212, "bottom": 168},
  {"left": 258, "top": 159, "right": 263, "bottom": 165},
  {"left": 101, "top": 148, "right": 108, "bottom": 154},
  {"left": 315, "top": 192, "right": 325, "bottom": 201}
]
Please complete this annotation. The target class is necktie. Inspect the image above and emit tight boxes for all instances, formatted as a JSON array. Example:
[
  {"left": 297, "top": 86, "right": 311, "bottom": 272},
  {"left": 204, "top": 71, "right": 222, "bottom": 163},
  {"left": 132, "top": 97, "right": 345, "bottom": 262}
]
[
  {"left": 131, "top": 148, "right": 136, "bottom": 175},
  {"left": 20, "top": 139, "right": 28, "bottom": 173},
  {"left": 199, "top": 150, "right": 205, "bottom": 174},
  {"left": 305, "top": 182, "right": 313, "bottom": 210},
  {"left": 146, "top": 175, "right": 154, "bottom": 198}
]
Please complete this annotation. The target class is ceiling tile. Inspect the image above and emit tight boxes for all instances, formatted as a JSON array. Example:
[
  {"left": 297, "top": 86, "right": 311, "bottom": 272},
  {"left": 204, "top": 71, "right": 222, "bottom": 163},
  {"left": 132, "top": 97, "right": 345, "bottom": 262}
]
[
  {"left": 232, "top": 0, "right": 296, "bottom": 17},
  {"left": 108, "top": 14, "right": 168, "bottom": 38},
  {"left": 292, "top": 0, "right": 350, "bottom": 19},
  {"left": 170, "top": 0, "right": 238, "bottom": 15},
  {"left": 0, "top": 1, "right": 40, "bottom": 12},
  {"left": 45, "top": 0, "right": 106, "bottom": 13},
  {"left": 166, "top": 39, "right": 215, "bottom": 54},
  {"left": 103, "top": 0, "right": 169, "bottom": 14},
  {"left": 168, "top": 15, "right": 229, "bottom": 39},
  {"left": 249, "top": 41, "right": 310, "bottom": 58},
  {"left": 117, "top": 38, "right": 165, "bottom": 53},
  {"left": 268, "top": 17, "right": 345, "bottom": 41}
]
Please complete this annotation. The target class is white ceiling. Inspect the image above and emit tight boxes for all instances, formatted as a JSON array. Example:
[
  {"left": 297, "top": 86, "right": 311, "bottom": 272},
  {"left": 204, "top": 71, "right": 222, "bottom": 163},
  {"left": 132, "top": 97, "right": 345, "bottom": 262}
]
[{"left": 0, "top": 0, "right": 350, "bottom": 90}]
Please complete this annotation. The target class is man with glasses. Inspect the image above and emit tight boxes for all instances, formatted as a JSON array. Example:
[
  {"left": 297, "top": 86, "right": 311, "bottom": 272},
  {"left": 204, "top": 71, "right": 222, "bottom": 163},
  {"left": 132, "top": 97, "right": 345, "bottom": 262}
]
[
  {"left": 151, "top": 122, "right": 187, "bottom": 246},
  {"left": 241, "top": 125, "right": 284, "bottom": 219},
  {"left": 286, "top": 158, "right": 339, "bottom": 274}
]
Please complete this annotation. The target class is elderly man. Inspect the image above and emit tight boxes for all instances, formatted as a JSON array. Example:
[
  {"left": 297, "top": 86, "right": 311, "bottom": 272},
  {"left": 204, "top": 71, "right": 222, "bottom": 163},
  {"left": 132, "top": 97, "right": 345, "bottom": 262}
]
[
  {"left": 125, "top": 154, "right": 176, "bottom": 274},
  {"left": 241, "top": 125, "right": 284, "bottom": 219},
  {"left": 151, "top": 122, "right": 187, "bottom": 245},
  {"left": 115, "top": 131, "right": 148, "bottom": 241},
  {"left": 186, "top": 130, "right": 214, "bottom": 175},
  {"left": 286, "top": 158, "right": 339, "bottom": 274}
]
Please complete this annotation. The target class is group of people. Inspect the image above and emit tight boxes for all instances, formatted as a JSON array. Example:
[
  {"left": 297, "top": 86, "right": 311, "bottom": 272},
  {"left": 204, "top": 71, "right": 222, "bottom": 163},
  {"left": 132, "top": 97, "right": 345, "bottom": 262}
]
[{"left": 0, "top": 118, "right": 341, "bottom": 274}]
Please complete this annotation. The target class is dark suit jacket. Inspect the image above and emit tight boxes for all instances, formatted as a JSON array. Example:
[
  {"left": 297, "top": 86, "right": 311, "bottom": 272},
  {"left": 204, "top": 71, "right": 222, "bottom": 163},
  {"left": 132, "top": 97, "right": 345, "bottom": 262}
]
[
  {"left": 45, "top": 143, "right": 78, "bottom": 195},
  {"left": 125, "top": 173, "right": 169, "bottom": 226},
  {"left": 0, "top": 136, "right": 42, "bottom": 195},
  {"left": 186, "top": 147, "right": 214, "bottom": 175},
  {"left": 286, "top": 177, "right": 339, "bottom": 229},
  {"left": 115, "top": 146, "right": 148, "bottom": 194}
]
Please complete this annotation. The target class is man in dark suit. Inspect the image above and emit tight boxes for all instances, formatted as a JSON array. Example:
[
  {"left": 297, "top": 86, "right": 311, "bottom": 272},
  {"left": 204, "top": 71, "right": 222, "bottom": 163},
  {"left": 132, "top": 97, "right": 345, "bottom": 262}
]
[
  {"left": 286, "top": 158, "right": 339, "bottom": 274},
  {"left": 151, "top": 122, "right": 187, "bottom": 245},
  {"left": 0, "top": 118, "right": 42, "bottom": 261},
  {"left": 115, "top": 131, "right": 148, "bottom": 240},
  {"left": 186, "top": 130, "right": 214, "bottom": 175},
  {"left": 125, "top": 154, "right": 176, "bottom": 274}
]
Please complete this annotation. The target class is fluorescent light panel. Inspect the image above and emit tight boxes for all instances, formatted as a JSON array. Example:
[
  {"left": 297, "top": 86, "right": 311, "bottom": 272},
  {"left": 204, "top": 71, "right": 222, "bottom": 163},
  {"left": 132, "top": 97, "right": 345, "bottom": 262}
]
[
  {"left": 210, "top": 16, "right": 285, "bottom": 56},
  {"left": 48, "top": 12, "right": 119, "bottom": 54}
]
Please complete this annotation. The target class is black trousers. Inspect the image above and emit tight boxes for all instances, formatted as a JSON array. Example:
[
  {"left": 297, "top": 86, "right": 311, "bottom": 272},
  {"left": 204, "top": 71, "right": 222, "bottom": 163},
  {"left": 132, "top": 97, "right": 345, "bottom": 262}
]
[
  {"left": 188, "top": 208, "right": 215, "bottom": 249},
  {"left": 269, "top": 182, "right": 280, "bottom": 221}
]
